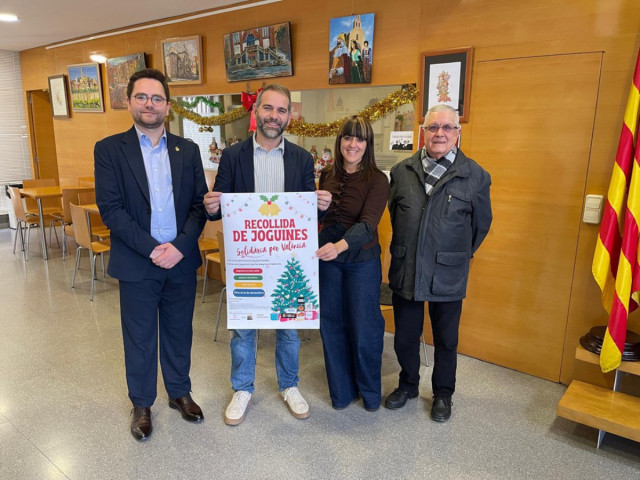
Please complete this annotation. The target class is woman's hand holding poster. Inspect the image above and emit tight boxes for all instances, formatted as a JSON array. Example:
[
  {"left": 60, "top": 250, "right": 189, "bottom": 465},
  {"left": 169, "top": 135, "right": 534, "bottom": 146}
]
[{"left": 220, "top": 192, "right": 319, "bottom": 329}]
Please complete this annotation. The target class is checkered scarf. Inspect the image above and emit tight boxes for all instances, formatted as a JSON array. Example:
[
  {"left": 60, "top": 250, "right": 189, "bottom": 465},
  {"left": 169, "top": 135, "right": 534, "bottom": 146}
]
[{"left": 421, "top": 147, "right": 456, "bottom": 196}]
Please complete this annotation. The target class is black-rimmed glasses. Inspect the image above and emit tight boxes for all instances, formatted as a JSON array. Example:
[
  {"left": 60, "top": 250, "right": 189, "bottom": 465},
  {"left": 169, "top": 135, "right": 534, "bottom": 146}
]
[{"left": 132, "top": 93, "right": 167, "bottom": 106}]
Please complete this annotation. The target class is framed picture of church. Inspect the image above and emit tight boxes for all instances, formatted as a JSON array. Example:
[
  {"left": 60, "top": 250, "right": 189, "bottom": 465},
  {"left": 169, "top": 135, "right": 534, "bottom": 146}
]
[
  {"left": 161, "top": 35, "right": 202, "bottom": 85},
  {"left": 329, "top": 13, "right": 374, "bottom": 84},
  {"left": 67, "top": 63, "right": 104, "bottom": 113},
  {"left": 222, "top": 22, "right": 293, "bottom": 82}
]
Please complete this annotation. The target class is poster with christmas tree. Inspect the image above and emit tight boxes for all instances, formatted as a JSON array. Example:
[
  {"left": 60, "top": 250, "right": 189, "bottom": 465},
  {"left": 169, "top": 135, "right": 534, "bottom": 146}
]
[{"left": 220, "top": 192, "right": 319, "bottom": 329}]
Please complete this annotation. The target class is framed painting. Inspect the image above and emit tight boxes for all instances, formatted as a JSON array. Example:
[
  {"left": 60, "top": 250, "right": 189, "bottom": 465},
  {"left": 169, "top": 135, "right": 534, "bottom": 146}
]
[
  {"left": 223, "top": 22, "right": 293, "bottom": 82},
  {"left": 161, "top": 35, "right": 202, "bottom": 85},
  {"left": 67, "top": 63, "right": 104, "bottom": 113},
  {"left": 418, "top": 47, "right": 473, "bottom": 123},
  {"left": 329, "top": 13, "right": 374, "bottom": 84},
  {"left": 106, "top": 53, "right": 146, "bottom": 109},
  {"left": 48, "top": 74, "right": 70, "bottom": 118}
]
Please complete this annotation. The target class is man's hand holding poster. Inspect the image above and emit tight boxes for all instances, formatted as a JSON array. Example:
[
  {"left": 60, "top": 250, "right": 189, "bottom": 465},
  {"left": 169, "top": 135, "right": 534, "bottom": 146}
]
[{"left": 220, "top": 192, "right": 320, "bottom": 329}]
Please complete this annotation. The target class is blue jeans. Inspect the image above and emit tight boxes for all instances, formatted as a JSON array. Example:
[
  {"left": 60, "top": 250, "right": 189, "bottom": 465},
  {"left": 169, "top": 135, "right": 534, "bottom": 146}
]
[
  {"left": 230, "top": 328, "right": 300, "bottom": 393},
  {"left": 319, "top": 258, "right": 384, "bottom": 409}
]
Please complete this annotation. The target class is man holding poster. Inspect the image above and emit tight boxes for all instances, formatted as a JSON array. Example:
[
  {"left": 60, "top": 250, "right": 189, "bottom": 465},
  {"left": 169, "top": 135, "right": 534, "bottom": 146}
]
[{"left": 203, "top": 84, "right": 331, "bottom": 426}]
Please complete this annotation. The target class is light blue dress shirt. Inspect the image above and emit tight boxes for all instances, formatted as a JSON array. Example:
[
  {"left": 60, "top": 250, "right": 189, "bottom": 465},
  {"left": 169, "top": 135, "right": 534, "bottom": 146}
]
[{"left": 135, "top": 127, "right": 177, "bottom": 244}]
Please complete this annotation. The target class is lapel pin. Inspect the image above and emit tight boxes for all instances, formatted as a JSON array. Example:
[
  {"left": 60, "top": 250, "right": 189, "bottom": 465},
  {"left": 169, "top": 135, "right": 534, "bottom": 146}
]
[{"left": 175, "top": 146, "right": 180, "bottom": 152}]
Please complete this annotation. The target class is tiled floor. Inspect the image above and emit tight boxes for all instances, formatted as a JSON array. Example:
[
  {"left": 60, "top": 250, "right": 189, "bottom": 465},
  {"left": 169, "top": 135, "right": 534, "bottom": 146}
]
[{"left": 1, "top": 227, "right": 639, "bottom": 479}]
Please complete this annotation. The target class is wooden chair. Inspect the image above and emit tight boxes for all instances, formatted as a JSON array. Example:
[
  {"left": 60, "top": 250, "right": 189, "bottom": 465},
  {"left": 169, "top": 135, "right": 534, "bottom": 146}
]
[
  {"left": 55, "top": 187, "right": 95, "bottom": 260},
  {"left": 8, "top": 186, "right": 39, "bottom": 260},
  {"left": 202, "top": 231, "right": 227, "bottom": 341},
  {"left": 69, "top": 203, "right": 111, "bottom": 301},
  {"left": 198, "top": 220, "right": 221, "bottom": 261},
  {"left": 77, "top": 191, "right": 110, "bottom": 240}
]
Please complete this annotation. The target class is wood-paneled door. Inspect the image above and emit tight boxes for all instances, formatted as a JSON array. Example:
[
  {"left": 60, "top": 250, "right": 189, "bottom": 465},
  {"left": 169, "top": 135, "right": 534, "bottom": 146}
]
[
  {"left": 27, "top": 89, "right": 59, "bottom": 181},
  {"left": 451, "top": 53, "right": 602, "bottom": 381}
]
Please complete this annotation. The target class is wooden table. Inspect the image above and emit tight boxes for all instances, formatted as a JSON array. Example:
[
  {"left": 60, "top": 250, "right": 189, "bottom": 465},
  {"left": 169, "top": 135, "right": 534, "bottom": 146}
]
[
  {"left": 19, "top": 185, "right": 81, "bottom": 260},
  {"left": 20, "top": 186, "right": 64, "bottom": 260}
]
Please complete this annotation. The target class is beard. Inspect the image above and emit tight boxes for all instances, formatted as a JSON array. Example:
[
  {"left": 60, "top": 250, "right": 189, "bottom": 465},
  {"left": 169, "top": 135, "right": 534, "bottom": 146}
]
[
  {"left": 256, "top": 114, "right": 286, "bottom": 139},
  {"left": 132, "top": 108, "right": 166, "bottom": 130}
]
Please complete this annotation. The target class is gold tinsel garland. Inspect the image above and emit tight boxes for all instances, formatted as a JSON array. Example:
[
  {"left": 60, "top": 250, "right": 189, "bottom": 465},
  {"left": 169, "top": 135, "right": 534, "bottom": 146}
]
[
  {"left": 170, "top": 102, "right": 250, "bottom": 132},
  {"left": 169, "top": 84, "right": 418, "bottom": 136},
  {"left": 287, "top": 84, "right": 418, "bottom": 137}
]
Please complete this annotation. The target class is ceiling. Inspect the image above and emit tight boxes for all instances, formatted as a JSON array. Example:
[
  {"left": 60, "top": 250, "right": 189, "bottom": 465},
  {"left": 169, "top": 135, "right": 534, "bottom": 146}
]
[{"left": 0, "top": 0, "right": 266, "bottom": 52}]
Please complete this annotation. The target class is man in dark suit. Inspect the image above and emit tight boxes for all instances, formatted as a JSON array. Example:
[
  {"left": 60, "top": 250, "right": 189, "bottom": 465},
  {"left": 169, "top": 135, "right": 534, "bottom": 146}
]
[
  {"left": 203, "top": 84, "right": 331, "bottom": 426},
  {"left": 95, "top": 68, "right": 208, "bottom": 441}
]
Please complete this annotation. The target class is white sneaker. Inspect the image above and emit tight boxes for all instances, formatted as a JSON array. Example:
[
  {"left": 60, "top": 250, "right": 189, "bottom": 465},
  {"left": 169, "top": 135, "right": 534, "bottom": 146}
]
[
  {"left": 224, "top": 391, "right": 252, "bottom": 426},
  {"left": 281, "top": 387, "right": 310, "bottom": 419}
]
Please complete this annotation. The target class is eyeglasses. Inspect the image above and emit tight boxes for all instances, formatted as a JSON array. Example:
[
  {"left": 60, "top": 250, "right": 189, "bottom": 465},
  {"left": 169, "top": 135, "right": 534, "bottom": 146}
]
[
  {"left": 423, "top": 124, "right": 459, "bottom": 133},
  {"left": 132, "top": 93, "right": 167, "bottom": 106}
]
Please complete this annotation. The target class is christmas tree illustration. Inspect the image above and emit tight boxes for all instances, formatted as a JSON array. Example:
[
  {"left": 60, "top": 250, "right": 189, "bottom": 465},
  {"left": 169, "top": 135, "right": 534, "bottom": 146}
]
[{"left": 271, "top": 257, "right": 319, "bottom": 316}]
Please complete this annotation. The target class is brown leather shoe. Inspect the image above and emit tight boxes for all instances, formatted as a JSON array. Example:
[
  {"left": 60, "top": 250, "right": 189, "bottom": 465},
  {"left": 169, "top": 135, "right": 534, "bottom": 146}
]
[
  {"left": 169, "top": 394, "right": 204, "bottom": 422},
  {"left": 130, "top": 406, "right": 152, "bottom": 441}
]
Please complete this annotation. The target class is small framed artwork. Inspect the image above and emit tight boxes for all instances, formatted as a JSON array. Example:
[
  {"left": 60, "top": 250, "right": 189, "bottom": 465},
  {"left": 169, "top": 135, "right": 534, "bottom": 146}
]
[
  {"left": 161, "top": 35, "right": 202, "bottom": 85},
  {"left": 106, "top": 53, "right": 146, "bottom": 109},
  {"left": 329, "top": 13, "right": 375, "bottom": 84},
  {"left": 67, "top": 63, "right": 104, "bottom": 113},
  {"left": 48, "top": 74, "right": 70, "bottom": 118},
  {"left": 223, "top": 22, "right": 293, "bottom": 82},
  {"left": 418, "top": 47, "right": 473, "bottom": 123}
]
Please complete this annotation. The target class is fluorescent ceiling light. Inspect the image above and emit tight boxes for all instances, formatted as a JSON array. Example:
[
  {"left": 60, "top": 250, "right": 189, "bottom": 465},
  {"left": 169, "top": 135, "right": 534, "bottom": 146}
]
[
  {"left": 89, "top": 54, "right": 107, "bottom": 63},
  {"left": 0, "top": 13, "right": 19, "bottom": 22}
]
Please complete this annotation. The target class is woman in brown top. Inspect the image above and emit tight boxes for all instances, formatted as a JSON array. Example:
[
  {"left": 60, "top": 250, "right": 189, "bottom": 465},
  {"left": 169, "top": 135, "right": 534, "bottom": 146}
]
[{"left": 316, "top": 115, "right": 390, "bottom": 411}]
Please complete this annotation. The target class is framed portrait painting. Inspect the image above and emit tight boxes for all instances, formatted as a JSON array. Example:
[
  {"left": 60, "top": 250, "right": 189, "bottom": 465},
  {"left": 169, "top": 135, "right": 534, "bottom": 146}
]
[
  {"left": 418, "top": 47, "right": 473, "bottom": 123},
  {"left": 67, "top": 63, "right": 104, "bottom": 113},
  {"left": 161, "top": 35, "right": 202, "bottom": 85},
  {"left": 329, "top": 13, "right": 374, "bottom": 84},
  {"left": 48, "top": 74, "right": 70, "bottom": 118},
  {"left": 223, "top": 22, "right": 293, "bottom": 82},
  {"left": 106, "top": 53, "right": 146, "bottom": 109}
]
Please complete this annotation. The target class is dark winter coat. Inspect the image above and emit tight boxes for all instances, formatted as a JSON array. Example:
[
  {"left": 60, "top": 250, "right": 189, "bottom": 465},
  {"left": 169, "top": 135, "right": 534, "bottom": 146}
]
[{"left": 388, "top": 149, "right": 492, "bottom": 302}]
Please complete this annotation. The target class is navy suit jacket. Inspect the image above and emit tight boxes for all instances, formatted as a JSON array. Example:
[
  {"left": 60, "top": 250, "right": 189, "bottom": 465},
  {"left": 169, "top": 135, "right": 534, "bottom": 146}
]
[
  {"left": 208, "top": 136, "right": 317, "bottom": 220},
  {"left": 94, "top": 126, "right": 208, "bottom": 282}
]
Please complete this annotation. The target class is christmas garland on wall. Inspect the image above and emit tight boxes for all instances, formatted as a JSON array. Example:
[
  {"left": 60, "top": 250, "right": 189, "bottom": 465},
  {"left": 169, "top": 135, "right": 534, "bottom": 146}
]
[
  {"left": 169, "top": 84, "right": 418, "bottom": 136},
  {"left": 177, "top": 96, "right": 225, "bottom": 112}
]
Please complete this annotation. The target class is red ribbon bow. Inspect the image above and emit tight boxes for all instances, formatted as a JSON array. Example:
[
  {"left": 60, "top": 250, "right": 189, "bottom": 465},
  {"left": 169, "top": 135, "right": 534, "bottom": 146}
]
[
  {"left": 242, "top": 88, "right": 262, "bottom": 133},
  {"left": 241, "top": 88, "right": 262, "bottom": 112}
]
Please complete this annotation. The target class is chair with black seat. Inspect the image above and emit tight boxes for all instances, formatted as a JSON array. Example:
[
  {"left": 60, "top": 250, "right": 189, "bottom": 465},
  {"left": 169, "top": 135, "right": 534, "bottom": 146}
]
[
  {"left": 69, "top": 203, "right": 111, "bottom": 301},
  {"left": 8, "top": 186, "right": 40, "bottom": 260}
]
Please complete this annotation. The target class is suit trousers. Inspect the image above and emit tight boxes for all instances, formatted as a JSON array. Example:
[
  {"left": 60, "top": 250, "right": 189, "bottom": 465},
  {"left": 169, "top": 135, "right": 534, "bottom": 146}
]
[
  {"left": 392, "top": 293, "right": 462, "bottom": 398},
  {"left": 119, "top": 265, "right": 197, "bottom": 407}
]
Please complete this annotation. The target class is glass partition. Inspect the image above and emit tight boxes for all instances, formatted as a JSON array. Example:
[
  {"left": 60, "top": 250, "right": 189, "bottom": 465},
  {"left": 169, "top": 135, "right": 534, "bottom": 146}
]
[{"left": 170, "top": 85, "right": 415, "bottom": 175}]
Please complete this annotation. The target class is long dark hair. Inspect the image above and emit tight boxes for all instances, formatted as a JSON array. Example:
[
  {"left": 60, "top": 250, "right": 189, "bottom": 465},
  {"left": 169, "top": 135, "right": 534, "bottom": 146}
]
[{"left": 324, "top": 115, "right": 380, "bottom": 182}]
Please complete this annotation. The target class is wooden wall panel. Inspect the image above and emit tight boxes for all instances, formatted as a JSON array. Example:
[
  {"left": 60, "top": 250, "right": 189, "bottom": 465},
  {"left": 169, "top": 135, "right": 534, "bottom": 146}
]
[
  {"left": 18, "top": 0, "right": 640, "bottom": 384},
  {"left": 461, "top": 53, "right": 602, "bottom": 381}
]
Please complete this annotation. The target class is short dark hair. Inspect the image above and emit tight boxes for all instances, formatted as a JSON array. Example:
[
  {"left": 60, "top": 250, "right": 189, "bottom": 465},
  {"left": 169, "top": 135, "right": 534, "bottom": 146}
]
[
  {"left": 126, "top": 68, "right": 170, "bottom": 101},
  {"left": 255, "top": 84, "right": 291, "bottom": 112},
  {"left": 364, "top": 40, "right": 369, "bottom": 46}
]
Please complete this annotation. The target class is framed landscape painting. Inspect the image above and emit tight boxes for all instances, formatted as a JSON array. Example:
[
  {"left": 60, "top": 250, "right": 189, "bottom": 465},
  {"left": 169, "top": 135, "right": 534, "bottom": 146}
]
[
  {"left": 223, "top": 22, "right": 293, "bottom": 82},
  {"left": 67, "top": 63, "right": 104, "bottom": 113},
  {"left": 106, "top": 53, "right": 146, "bottom": 109},
  {"left": 161, "top": 36, "right": 202, "bottom": 85}
]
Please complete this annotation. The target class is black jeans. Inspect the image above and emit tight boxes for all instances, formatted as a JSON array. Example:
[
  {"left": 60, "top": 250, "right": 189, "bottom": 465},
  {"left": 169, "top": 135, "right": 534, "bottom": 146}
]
[{"left": 392, "top": 293, "right": 462, "bottom": 398}]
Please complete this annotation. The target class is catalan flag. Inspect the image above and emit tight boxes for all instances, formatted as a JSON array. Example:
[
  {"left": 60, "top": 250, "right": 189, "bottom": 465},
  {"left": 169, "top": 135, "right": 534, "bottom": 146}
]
[{"left": 592, "top": 48, "right": 640, "bottom": 372}]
